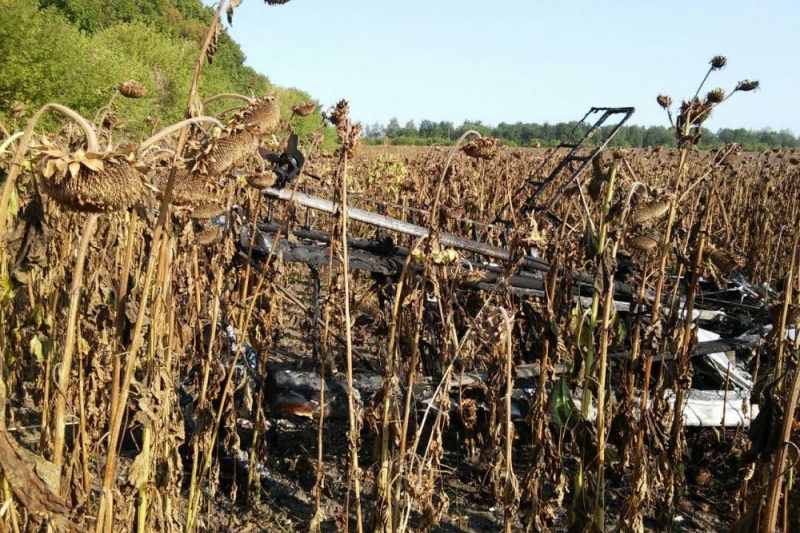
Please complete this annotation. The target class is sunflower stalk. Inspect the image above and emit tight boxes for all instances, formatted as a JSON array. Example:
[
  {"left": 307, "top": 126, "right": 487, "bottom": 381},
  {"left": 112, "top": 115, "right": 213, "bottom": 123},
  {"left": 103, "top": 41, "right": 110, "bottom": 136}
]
[
  {"left": 51, "top": 213, "right": 98, "bottom": 482},
  {"left": 394, "top": 130, "right": 481, "bottom": 528},
  {"left": 667, "top": 187, "right": 712, "bottom": 517},
  {"left": 761, "top": 225, "right": 800, "bottom": 533},
  {"left": 501, "top": 307, "right": 517, "bottom": 533},
  {"left": 372, "top": 254, "right": 414, "bottom": 533},
  {"left": 340, "top": 137, "right": 364, "bottom": 533},
  {"left": 574, "top": 159, "right": 619, "bottom": 532},
  {"left": 138, "top": 116, "right": 225, "bottom": 153},
  {"left": 580, "top": 159, "right": 619, "bottom": 418}
]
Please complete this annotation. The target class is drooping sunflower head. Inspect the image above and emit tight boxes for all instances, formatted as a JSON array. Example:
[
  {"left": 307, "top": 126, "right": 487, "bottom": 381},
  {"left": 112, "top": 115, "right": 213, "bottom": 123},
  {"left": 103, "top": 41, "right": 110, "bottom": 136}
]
[{"left": 33, "top": 140, "right": 144, "bottom": 212}]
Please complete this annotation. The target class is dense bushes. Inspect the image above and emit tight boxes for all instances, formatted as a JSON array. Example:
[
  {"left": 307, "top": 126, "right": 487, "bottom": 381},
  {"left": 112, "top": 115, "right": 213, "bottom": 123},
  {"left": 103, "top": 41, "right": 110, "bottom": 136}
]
[{"left": 0, "top": 0, "right": 328, "bottom": 145}]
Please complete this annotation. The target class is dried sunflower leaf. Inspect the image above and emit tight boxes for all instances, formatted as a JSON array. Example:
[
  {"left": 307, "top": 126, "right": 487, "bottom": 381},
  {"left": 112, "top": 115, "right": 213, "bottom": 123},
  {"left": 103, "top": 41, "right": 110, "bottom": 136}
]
[
  {"left": 226, "top": 0, "right": 242, "bottom": 24},
  {"left": 42, "top": 159, "right": 58, "bottom": 178},
  {"left": 29, "top": 335, "right": 43, "bottom": 364},
  {"left": 81, "top": 157, "right": 104, "bottom": 172},
  {"left": 127, "top": 448, "right": 150, "bottom": 489},
  {"left": 68, "top": 160, "right": 81, "bottom": 179}
]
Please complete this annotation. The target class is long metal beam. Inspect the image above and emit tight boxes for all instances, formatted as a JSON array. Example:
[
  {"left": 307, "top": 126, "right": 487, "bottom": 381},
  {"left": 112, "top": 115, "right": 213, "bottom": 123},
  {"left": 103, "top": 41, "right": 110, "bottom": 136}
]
[
  {"left": 262, "top": 187, "right": 549, "bottom": 271},
  {"left": 261, "top": 187, "right": 633, "bottom": 299}
]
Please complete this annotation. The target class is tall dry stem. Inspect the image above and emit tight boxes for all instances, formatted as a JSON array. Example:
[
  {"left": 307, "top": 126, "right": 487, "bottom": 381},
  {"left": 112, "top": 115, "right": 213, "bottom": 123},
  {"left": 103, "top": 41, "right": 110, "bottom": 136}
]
[
  {"left": 760, "top": 225, "right": 800, "bottom": 532},
  {"left": 95, "top": 0, "right": 229, "bottom": 527},
  {"left": 500, "top": 308, "right": 517, "bottom": 533},
  {"left": 339, "top": 139, "right": 364, "bottom": 533},
  {"left": 51, "top": 213, "right": 98, "bottom": 482}
]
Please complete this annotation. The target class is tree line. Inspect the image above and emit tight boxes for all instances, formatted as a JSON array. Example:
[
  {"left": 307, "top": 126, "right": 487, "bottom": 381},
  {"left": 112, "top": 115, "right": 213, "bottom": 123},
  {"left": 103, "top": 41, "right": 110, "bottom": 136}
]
[{"left": 363, "top": 118, "right": 800, "bottom": 151}]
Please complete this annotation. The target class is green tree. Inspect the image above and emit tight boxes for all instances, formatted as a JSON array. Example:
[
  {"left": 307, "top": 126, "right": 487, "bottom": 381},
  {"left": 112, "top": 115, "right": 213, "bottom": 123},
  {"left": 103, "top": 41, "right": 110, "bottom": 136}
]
[{"left": 1, "top": 0, "right": 329, "bottom": 141}]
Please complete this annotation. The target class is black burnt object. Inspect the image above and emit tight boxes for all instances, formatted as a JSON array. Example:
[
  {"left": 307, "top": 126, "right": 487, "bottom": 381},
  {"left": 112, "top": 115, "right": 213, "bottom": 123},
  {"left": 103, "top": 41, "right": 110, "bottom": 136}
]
[{"left": 258, "top": 133, "right": 305, "bottom": 188}]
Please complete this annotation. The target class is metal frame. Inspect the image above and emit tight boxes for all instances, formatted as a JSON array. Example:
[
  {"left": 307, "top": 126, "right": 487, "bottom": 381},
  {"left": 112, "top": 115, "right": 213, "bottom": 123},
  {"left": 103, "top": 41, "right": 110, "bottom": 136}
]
[{"left": 516, "top": 106, "right": 636, "bottom": 214}]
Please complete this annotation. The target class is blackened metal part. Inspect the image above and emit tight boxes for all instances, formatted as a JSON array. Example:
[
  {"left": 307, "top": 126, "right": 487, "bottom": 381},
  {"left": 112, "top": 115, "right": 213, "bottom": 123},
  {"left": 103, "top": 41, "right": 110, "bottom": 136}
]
[
  {"left": 260, "top": 187, "right": 635, "bottom": 298},
  {"left": 608, "top": 333, "right": 762, "bottom": 362},
  {"left": 238, "top": 224, "right": 405, "bottom": 275},
  {"left": 237, "top": 223, "right": 764, "bottom": 368},
  {"left": 301, "top": 184, "right": 508, "bottom": 235},
  {"left": 258, "top": 133, "right": 306, "bottom": 188},
  {"left": 240, "top": 225, "right": 641, "bottom": 316},
  {"left": 511, "top": 106, "right": 636, "bottom": 215},
  {"left": 258, "top": 146, "right": 281, "bottom": 164},
  {"left": 256, "top": 221, "right": 400, "bottom": 257},
  {"left": 246, "top": 222, "right": 640, "bottom": 304}
]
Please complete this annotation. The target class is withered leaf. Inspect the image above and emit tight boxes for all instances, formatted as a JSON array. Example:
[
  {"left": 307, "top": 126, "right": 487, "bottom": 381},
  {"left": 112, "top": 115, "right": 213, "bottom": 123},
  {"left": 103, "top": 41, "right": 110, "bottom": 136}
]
[
  {"left": 68, "top": 160, "right": 81, "bottom": 179},
  {"left": 127, "top": 446, "right": 151, "bottom": 489},
  {"left": 43, "top": 159, "right": 59, "bottom": 178},
  {"left": 81, "top": 156, "right": 103, "bottom": 172},
  {"left": 226, "top": 0, "right": 243, "bottom": 25},
  {"left": 206, "top": 22, "right": 221, "bottom": 65},
  {"left": 0, "top": 428, "right": 87, "bottom": 531},
  {"left": 55, "top": 158, "right": 68, "bottom": 174}
]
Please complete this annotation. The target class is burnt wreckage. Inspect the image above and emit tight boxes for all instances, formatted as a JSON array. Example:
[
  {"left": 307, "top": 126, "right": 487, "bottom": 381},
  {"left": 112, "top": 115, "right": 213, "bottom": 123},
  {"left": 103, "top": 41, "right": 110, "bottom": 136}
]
[{"left": 232, "top": 107, "right": 781, "bottom": 429}]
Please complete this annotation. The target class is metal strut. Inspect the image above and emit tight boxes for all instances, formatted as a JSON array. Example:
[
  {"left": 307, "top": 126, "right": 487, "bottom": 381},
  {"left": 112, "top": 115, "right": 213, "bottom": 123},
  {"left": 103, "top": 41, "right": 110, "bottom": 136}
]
[{"left": 517, "top": 106, "right": 635, "bottom": 215}]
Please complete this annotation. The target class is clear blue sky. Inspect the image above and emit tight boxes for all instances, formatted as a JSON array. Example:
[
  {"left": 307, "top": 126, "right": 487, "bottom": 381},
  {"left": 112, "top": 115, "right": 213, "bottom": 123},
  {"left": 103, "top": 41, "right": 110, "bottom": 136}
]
[{"left": 209, "top": 0, "right": 799, "bottom": 133}]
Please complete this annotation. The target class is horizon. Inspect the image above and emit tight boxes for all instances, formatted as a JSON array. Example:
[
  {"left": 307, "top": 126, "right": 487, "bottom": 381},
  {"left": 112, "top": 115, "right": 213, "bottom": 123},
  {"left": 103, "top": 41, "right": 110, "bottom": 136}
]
[
  {"left": 349, "top": 116, "right": 792, "bottom": 135},
  {"left": 206, "top": 1, "right": 799, "bottom": 135}
]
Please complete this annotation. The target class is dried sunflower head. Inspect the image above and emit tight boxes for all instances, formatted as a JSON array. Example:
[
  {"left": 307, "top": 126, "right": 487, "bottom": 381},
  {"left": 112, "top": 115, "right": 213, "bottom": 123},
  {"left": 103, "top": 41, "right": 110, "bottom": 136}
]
[
  {"left": 234, "top": 96, "right": 280, "bottom": 133},
  {"left": 678, "top": 98, "right": 713, "bottom": 128},
  {"left": 118, "top": 80, "right": 147, "bottom": 99},
  {"left": 706, "top": 247, "right": 743, "bottom": 275},
  {"left": 292, "top": 102, "right": 317, "bottom": 117},
  {"left": 189, "top": 202, "right": 226, "bottom": 219},
  {"left": 155, "top": 167, "right": 215, "bottom": 207},
  {"left": 193, "top": 129, "right": 261, "bottom": 176},
  {"left": 34, "top": 141, "right": 144, "bottom": 212},
  {"left": 247, "top": 173, "right": 277, "bottom": 189},
  {"left": 461, "top": 137, "right": 499, "bottom": 160},
  {"left": 656, "top": 95, "right": 672, "bottom": 109},
  {"left": 102, "top": 112, "right": 120, "bottom": 129},
  {"left": 195, "top": 226, "right": 222, "bottom": 246},
  {"left": 710, "top": 56, "right": 727, "bottom": 70},
  {"left": 628, "top": 233, "right": 661, "bottom": 253},
  {"left": 629, "top": 199, "right": 671, "bottom": 226},
  {"left": 328, "top": 100, "right": 350, "bottom": 127},
  {"left": 735, "top": 80, "right": 760, "bottom": 92},
  {"left": 706, "top": 88, "right": 725, "bottom": 104}
]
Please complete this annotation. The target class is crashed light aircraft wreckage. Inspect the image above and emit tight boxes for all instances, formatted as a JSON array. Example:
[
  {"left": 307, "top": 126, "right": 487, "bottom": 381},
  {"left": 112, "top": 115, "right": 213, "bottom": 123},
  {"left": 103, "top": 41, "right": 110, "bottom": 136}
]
[{"left": 201, "top": 106, "right": 791, "bottom": 431}]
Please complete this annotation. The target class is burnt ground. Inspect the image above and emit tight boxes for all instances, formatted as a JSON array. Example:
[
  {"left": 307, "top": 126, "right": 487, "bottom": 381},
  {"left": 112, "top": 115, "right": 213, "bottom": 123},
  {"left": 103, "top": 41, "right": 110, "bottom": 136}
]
[
  {"left": 198, "top": 392, "right": 759, "bottom": 532},
  {"left": 8, "top": 272, "right": 791, "bottom": 532},
  {"left": 178, "top": 274, "right": 794, "bottom": 533}
]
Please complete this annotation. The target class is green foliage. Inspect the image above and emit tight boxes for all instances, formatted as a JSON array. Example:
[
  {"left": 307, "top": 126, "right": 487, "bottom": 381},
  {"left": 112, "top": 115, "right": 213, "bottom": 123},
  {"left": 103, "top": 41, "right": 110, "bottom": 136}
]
[
  {"left": 550, "top": 378, "right": 578, "bottom": 429},
  {"left": 1, "top": 0, "right": 328, "bottom": 141},
  {"left": 274, "top": 86, "right": 322, "bottom": 142},
  {"left": 354, "top": 154, "right": 408, "bottom": 199},
  {"left": 0, "top": 181, "right": 19, "bottom": 219},
  {"left": 93, "top": 22, "right": 195, "bottom": 129}
]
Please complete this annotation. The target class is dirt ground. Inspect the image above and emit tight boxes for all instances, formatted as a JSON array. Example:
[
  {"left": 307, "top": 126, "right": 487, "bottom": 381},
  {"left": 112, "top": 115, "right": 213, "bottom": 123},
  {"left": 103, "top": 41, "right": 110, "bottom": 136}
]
[{"left": 177, "top": 274, "right": 782, "bottom": 533}]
